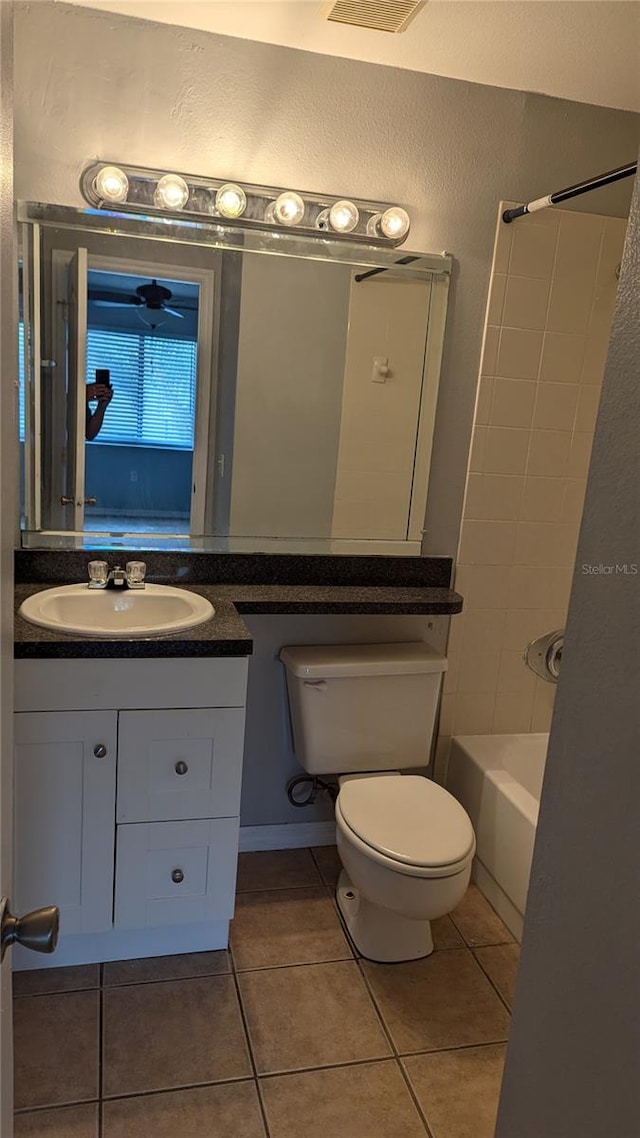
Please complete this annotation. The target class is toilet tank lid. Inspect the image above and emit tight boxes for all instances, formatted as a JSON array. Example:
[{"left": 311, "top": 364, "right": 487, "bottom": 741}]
[{"left": 279, "top": 642, "right": 447, "bottom": 678}]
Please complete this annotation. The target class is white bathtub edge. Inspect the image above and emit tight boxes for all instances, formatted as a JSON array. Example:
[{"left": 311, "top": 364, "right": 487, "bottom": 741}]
[
  {"left": 473, "top": 859, "right": 524, "bottom": 943},
  {"left": 447, "top": 732, "right": 548, "bottom": 943}
]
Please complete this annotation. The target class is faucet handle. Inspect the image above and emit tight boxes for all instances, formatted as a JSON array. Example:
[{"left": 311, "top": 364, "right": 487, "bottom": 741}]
[
  {"left": 87, "top": 560, "right": 109, "bottom": 589},
  {"left": 125, "top": 560, "right": 146, "bottom": 588}
]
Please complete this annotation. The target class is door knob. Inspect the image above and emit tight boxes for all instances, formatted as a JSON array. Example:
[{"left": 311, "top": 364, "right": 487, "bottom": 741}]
[
  {"left": 93, "top": 744, "right": 108, "bottom": 758},
  {"left": 84, "top": 497, "right": 97, "bottom": 506},
  {"left": 60, "top": 496, "right": 74, "bottom": 506},
  {"left": 0, "top": 898, "right": 59, "bottom": 962}
]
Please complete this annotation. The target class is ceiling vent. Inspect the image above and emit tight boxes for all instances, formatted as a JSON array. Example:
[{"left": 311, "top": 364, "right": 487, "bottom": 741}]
[{"left": 321, "top": 0, "right": 426, "bottom": 34}]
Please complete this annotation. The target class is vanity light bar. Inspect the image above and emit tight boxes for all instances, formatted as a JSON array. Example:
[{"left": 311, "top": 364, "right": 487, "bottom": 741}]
[{"left": 80, "top": 162, "right": 411, "bottom": 247}]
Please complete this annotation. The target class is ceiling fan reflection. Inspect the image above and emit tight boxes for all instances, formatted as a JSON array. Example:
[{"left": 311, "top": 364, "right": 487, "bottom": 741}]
[{"left": 87, "top": 279, "right": 196, "bottom": 320}]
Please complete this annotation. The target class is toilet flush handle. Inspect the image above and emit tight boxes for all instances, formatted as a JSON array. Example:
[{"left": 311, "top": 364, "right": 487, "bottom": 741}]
[{"left": 303, "top": 680, "right": 327, "bottom": 691}]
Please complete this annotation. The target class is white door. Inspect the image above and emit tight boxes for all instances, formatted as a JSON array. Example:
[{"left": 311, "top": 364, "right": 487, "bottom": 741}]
[
  {"left": 331, "top": 274, "right": 432, "bottom": 540},
  {"left": 0, "top": 4, "right": 15, "bottom": 1127},
  {"left": 0, "top": 273, "right": 13, "bottom": 1124},
  {"left": 65, "top": 248, "right": 88, "bottom": 532}
]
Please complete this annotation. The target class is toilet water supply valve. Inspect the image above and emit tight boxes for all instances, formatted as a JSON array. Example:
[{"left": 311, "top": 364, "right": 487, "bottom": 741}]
[{"left": 286, "top": 775, "right": 338, "bottom": 808}]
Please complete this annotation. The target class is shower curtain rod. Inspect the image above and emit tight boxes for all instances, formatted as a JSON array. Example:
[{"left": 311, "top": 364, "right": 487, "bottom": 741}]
[
  {"left": 502, "top": 161, "right": 638, "bottom": 224},
  {"left": 354, "top": 255, "right": 419, "bottom": 282}
]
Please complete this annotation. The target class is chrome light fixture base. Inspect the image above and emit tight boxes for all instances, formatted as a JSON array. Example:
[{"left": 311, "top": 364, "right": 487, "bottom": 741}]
[{"left": 81, "top": 162, "right": 411, "bottom": 247}]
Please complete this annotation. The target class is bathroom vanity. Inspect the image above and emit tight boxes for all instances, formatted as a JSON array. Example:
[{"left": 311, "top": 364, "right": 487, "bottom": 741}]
[
  {"left": 14, "top": 657, "right": 249, "bottom": 968},
  {"left": 13, "top": 551, "right": 462, "bottom": 969}
]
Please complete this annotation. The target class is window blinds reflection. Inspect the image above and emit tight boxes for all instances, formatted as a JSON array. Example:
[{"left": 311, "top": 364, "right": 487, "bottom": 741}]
[{"left": 85, "top": 329, "right": 197, "bottom": 450}]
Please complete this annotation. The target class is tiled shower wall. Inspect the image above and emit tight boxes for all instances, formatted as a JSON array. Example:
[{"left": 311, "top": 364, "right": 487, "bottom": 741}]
[{"left": 439, "top": 204, "right": 627, "bottom": 756}]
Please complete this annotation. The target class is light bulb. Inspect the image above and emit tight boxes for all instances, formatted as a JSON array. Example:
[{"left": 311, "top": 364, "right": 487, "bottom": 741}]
[
  {"left": 380, "top": 206, "right": 410, "bottom": 240},
  {"left": 154, "top": 174, "right": 189, "bottom": 210},
  {"left": 272, "top": 191, "right": 305, "bottom": 226},
  {"left": 215, "top": 183, "right": 247, "bottom": 219},
  {"left": 329, "top": 199, "right": 359, "bottom": 233},
  {"left": 93, "top": 165, "right": 129, "bottom": 204}
]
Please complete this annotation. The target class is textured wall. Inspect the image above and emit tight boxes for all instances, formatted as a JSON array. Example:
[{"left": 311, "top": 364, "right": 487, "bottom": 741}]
[
  {"left": 13, "top": 1, "right": 640, "bottom": 555},
  {"left": 495, "top": 167, "right": 640, "bottom": 1138},
  {"left": 59, "top": 1, "right": 640, "bottom": 114}
]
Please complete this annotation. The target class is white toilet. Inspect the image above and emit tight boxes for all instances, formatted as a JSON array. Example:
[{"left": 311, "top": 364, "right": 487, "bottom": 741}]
[{"left": 280, "top": 642, "right": 476, "bottom": 963}]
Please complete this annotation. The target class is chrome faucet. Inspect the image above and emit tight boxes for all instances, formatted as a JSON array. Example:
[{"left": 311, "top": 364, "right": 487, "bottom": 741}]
[{"left": 87, "top": 560, "right": 146, "bottom": 590}]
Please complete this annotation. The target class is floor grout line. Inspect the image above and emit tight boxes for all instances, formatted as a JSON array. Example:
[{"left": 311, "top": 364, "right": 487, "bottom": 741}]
[
  {"left": 14, "top": 1098, "right": 100, "bottom": 1116},
  {"left": 98, "top": 964, "right": 105, "bottom": 1138},
  {"left": 399, "top": 1036, "right": 510, "bottom": 1059},
  {"left": 471, "top": 947, "right": 515, "bottom": 1017},
  {"left": 236, "top": 879, "right": 325, "bottom": 895},
  {"left": 396, "top": 1059, "right": 436, "bottom": 1138},
  {"left": 13, "top": 986, "right": 101, "bottom": 1001},
  {"left": 100, "top": 969, "right": 233, "bottom": 990},
  {"left": 308, "top": 846, "right": 337, "bottom": 890},
  {"left": 253, "top": 1075, "right": 273, "bottom": 1138},
  {"left": 232, "top": 953, "right": 355, "bottom": 974},
  {"left": 354, "top": 958, "right": 434, "bottom": 1137},
  {"left": 229, "top": 944, "right": 272, "bottom": 1138},
  {"left": 256, "top": 1053, "right": 399, "bottom": 1081},
  {"left": 354, "top": 957, "right": 397, "bottom": 1055},
  {"left": 98, "top": 1073, "right": 263, "bottom": 1103}
]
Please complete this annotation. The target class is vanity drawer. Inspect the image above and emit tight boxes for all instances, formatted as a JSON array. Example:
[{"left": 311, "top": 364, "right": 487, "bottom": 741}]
[
  {"left": 117, "top": 708, "right": 245, "bottom": 823},
  {"left": 114, "top": 818, "right": 239, "bottom": 929}
]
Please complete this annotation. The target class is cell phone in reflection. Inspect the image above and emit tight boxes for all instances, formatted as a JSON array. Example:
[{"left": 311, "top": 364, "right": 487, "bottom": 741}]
[{"left": 95, "top": 368, "right": 111, "bottom": 388}]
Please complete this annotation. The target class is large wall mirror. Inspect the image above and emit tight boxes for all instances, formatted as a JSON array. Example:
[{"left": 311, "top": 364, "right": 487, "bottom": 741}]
[{"left": 18, "top": 203, "right": 451, "bottom": 554}]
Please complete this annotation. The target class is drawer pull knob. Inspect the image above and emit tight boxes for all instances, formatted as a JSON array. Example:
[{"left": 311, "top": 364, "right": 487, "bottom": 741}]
[
  {"left": 93, "top": 744, "right": 107, "bottom": 758},
  {"left": 171, "top": 869, "right": 185, "bottom": 885},
  {"left": 174, "top": 760, "right": 188, "bottom": 776}
]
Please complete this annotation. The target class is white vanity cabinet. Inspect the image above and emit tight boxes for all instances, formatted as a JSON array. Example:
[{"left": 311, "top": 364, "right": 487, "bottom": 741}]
[{"left": 13, "top": 656, "right": 249, "bottom": 969}]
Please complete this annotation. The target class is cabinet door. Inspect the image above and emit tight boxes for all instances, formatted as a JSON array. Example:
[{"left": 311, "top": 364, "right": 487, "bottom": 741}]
[
  {"left": 114, "top": 818, "right": 239, "bottom": 929},
  {"left": 117, "top": 708, "right": 245, "bottom": 823},
  {"left": 14, "top": 711, "right": 117, "bottom": 935}
]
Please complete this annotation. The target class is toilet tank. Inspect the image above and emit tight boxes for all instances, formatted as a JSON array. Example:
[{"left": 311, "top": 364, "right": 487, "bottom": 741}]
[{"left": 280, "top": 642, "right": 447, "bottom": 775}]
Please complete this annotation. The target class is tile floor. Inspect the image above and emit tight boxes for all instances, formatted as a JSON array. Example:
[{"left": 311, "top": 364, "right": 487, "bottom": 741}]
[{"left": 13, "top": 847, "right": 519, "bottom": 1138}]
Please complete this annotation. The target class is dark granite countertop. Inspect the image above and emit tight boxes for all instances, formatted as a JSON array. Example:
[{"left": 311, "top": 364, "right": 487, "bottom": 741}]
[
  {"left": 14, "top": 552, "right": 463, "bottom": 659},
  {"left": 226, "top": 584, "right": 462, "bottom": 615},
  {"left": 14, "top": 582, "right": 463, "bottom": 659},
  {"left": 15, "top": 550, "right": 455, "bottom": 589}
]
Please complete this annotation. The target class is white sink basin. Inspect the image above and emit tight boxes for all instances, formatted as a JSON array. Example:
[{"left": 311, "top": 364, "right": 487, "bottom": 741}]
[{"left": 19, "top": 584, "right": 215, "bottom": 639}]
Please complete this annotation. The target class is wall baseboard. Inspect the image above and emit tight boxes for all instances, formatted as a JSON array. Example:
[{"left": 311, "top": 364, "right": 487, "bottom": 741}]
[{"left": 239, "top": 821, "right": 336, "bottom": 852}]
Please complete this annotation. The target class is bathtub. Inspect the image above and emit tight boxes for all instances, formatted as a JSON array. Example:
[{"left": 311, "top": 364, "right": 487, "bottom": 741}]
[{"left": 447, "top": 733, "right": 549, "bottom": 941}]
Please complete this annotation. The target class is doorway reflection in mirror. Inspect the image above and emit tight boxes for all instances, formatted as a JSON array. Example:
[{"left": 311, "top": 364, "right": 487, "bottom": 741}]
[{"left": 83, "top": 269, "right": 200, "bottom": 534}]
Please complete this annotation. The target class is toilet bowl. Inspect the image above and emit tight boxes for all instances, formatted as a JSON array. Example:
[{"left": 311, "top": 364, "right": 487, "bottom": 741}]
[{"left": 334, "top": 773, "right": 475, "bottom": 961}]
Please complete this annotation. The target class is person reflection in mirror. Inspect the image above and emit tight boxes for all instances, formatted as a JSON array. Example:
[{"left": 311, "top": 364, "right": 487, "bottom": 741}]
[{"left": 85, "top": 382, "right": 113, "bottom": 441}]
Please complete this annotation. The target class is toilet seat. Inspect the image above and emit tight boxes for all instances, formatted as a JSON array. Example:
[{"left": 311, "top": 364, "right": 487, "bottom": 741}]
[{"left": 336, "top": 775, "right": 475, "bottom": 880}]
